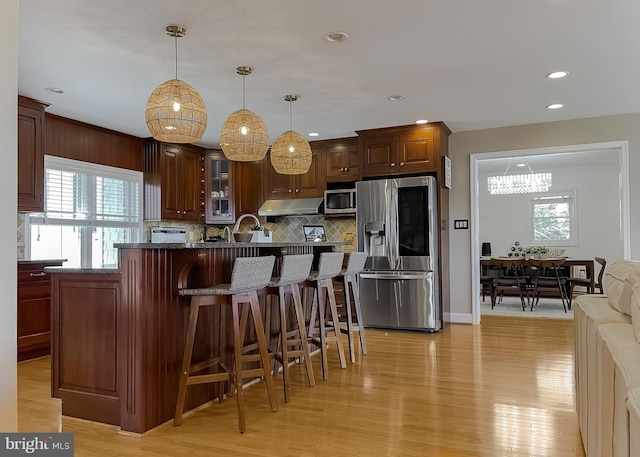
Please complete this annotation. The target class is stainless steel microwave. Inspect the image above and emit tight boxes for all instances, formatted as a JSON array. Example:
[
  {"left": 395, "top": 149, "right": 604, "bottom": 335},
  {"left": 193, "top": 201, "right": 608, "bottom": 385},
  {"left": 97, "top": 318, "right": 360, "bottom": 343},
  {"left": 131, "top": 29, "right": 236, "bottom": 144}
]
[{"left": 324, "top": 188, "right": 356, "bottom": 214}]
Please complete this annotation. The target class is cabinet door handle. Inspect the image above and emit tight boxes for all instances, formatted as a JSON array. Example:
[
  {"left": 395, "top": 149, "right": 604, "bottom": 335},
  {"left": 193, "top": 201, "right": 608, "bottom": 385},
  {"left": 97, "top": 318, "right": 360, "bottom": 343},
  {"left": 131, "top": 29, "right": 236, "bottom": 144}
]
[
  {"left": 390, "top": 162, "right": 396, "bottom": 167},
  {"left": 164, "top": 151, "right": 176, "bottom": 158},
  {"left": 183, "top": 210, "right": 187, "bottom": 214},
  {"left": 295, "top": 189, "right": 300, "bottom": 193},
  {"left": 176, "top": 210, "right": 181, "bottom": 214},
  {"left": 288, "top": 189, "right": 292, "bottom": 193},
  {"left": 30, "top": 272, "right": 46, "bottom": 277},
  {"left": 400, "top": 162, "right": 405, "bottom": 166}
]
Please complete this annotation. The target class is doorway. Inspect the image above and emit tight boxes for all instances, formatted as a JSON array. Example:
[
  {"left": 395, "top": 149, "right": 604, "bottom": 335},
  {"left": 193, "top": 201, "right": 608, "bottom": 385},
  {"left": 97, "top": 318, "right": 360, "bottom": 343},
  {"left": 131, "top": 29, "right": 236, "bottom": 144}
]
[{"left": 469, "top": 141, "right": 630, "bottom": 324}]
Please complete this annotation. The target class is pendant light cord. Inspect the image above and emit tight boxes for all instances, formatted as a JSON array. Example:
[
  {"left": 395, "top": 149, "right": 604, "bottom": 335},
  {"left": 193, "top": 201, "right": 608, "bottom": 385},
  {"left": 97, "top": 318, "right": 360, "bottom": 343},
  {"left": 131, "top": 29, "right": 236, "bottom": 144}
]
[
  {"left": 174, "top": 35, "right": 178, "bottom": 80},
  {"left": 289, "top": 101, "right": 293, "bottom": 131},
  {"left": 242, "top": 74, "right": 246, "bottom": 109}
]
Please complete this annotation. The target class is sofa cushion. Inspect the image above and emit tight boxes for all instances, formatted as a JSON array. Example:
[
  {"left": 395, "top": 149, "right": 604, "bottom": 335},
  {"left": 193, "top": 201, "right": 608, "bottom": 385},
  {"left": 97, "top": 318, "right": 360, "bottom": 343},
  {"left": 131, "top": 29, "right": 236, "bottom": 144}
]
[
  {"left": 605, "top": 260, "right": 640, "bottom": 316},
  {"left": 598, "top": 324, "right": 640, "bottom": 457},
  {"left": 632, "top": 282, "right": 640, "bottom": 343},
  {"left": 574, "top": 297, "right": 631, "bottom": 456}
]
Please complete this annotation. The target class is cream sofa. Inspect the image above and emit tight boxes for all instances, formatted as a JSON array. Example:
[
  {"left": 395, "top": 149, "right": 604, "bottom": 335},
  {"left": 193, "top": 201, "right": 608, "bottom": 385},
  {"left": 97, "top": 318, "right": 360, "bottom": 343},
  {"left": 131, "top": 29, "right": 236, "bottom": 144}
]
[{"left": 574, "top": 260, "right": 640, "bottom": 457}]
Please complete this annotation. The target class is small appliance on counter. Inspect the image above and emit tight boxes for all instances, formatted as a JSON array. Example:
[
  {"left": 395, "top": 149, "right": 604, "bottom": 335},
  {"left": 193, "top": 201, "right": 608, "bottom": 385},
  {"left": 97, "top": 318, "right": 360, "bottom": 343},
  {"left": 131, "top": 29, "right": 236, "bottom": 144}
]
[{"left": 150, "top": 226, "right": 187, "bottom": 243}]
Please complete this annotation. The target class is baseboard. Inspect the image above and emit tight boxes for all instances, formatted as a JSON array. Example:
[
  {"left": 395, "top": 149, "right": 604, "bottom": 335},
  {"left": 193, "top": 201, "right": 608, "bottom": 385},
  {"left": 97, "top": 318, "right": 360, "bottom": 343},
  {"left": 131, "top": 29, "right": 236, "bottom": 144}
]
[{"left": 445, "top": 312, "right": 473, "bottom": 324}]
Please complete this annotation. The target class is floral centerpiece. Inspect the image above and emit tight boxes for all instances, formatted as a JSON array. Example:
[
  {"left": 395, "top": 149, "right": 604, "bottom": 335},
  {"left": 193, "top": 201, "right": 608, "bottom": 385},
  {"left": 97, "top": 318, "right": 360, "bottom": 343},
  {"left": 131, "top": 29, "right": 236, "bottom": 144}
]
[{"left": 525, "top": 246, "right": 549, "bottom": 259}]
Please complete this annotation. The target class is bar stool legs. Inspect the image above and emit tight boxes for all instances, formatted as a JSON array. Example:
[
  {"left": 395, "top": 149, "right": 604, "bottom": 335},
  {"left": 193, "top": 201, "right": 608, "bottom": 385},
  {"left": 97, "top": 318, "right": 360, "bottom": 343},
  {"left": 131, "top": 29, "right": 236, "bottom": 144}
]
[
  {"left": 174, "top": 255, "right": 277, "bottom": 433},
  {"left": 342, "top": 272, "right": 367, "bottom": 363},
  {"left": 265, "top": 254, "right": 316, "bottom": 402},
  {"left": 308, "top": 276, "right": 347, "bottom": 379}
]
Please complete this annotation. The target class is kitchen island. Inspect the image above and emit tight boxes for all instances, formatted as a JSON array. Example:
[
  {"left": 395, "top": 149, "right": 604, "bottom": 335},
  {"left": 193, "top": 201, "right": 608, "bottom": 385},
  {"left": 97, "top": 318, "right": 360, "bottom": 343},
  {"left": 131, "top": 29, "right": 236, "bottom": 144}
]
[{"left": 48, "top": 242, "right": 344, "bottom": 434}]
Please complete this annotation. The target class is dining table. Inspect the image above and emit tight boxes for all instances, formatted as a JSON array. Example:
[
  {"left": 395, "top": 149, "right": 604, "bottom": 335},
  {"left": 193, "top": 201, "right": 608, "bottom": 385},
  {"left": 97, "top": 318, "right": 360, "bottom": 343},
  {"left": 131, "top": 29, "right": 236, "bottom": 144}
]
[{"left": 480, "top": 256, "right": 595, "bottom": 299}]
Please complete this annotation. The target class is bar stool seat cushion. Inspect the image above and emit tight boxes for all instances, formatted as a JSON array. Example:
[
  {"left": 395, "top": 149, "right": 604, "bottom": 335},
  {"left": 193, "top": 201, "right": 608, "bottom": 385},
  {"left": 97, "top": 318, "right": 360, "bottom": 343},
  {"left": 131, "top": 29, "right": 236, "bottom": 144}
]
[
  {"left": 339, "top": 252, "right": 367, "bottom": 276},
  {"left": 268, "top": 254, "right": 314, "bottom": 288}
]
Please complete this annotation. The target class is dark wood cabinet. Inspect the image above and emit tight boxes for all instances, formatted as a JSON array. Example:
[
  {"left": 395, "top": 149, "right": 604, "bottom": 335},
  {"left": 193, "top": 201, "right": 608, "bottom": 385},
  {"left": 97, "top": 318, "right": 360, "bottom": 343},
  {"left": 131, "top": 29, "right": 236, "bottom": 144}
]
[
  {"left": 319, "top": 137, "right": 361, "bottom": 183},
  {"left": 18, "top": 96, "right": 48, "bottom": 212},
  {"left": 358, "top": 123, "right": 445, "bottom": 177},
  {"left": 205, "top": 150, "right": 235, "bottom": 224},
  {"left": 265, "top": 147, "right": 324, "bottom": 199},
  {"left": 234, "top": 159, "right": 264, "bottom": 217},
  {"left": 143, "top": 140, "right": 205, "bottom": 222},
  {"left": 17, "top": 260, "right": 63, "bottom": 361}
]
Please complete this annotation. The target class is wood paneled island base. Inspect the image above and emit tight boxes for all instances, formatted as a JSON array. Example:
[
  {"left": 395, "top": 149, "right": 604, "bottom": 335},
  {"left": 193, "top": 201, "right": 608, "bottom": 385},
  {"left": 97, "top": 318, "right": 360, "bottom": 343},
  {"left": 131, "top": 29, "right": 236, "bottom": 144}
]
[{"left": 48, "top": 242, "right": 343, "bottom": 434}]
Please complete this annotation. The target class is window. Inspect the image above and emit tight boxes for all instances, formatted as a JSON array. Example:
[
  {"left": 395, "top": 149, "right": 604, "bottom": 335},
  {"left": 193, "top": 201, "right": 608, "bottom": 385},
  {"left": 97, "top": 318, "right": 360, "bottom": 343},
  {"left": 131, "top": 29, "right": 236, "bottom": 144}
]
[
  {"left": 26, "top": 156, "right": 143, "bottom": 268},
  {"left": 530, "top": 190, "right": 576, "bottom": 245}
]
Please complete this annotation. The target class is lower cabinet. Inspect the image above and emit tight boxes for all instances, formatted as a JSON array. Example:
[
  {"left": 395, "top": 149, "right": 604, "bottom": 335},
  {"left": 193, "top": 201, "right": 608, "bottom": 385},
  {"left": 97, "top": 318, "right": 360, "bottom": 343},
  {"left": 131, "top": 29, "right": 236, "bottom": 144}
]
[{"left": 17, "top": 260, "right": 63, "bottom": 361}]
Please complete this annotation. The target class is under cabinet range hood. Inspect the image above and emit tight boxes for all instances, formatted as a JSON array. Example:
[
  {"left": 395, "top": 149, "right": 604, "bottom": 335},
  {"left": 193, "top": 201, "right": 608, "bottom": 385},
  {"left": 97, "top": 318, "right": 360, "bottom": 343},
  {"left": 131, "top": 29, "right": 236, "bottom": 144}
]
[{"left": 258, "top": 197, "right": 324, "bottom": 217}]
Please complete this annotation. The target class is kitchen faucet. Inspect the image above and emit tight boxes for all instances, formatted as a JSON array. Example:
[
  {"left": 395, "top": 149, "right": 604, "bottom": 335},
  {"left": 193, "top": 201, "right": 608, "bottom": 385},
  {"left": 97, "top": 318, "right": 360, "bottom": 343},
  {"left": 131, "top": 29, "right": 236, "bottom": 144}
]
[
  {"left": 232, "top": 214, "right": 260, "bottom": 237},
  {"left": 222, "top": 226, "right": 231, "bottom": 243}
]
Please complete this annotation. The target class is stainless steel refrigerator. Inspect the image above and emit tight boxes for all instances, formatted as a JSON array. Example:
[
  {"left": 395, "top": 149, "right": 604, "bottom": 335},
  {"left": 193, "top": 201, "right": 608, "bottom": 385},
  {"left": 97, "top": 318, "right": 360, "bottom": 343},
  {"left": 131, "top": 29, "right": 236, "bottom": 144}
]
[{"left": 356, "top": 176, "right": 441, "bottom": 331}]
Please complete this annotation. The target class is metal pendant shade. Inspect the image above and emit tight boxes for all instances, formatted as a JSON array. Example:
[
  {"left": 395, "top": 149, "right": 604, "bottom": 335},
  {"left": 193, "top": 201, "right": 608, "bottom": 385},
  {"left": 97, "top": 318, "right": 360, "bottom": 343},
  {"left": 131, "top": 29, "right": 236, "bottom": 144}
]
[
  {"left": 270, "top": 95, "right": 312, "bottom": 175},
  {"left": 145, "top": 26, "right": 207, "bottom": 144},
  {"left": 220, "top": 67, "right": 269, "bottom": 161}
]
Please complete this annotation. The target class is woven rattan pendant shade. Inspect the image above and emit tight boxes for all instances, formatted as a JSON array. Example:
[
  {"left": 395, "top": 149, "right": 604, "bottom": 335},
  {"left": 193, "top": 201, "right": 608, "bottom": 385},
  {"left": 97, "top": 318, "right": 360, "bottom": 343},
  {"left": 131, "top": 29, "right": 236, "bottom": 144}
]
[
  {"left": 270, "top": 95, "right": 312, "bottom": 175},
  {"left": 270, "top": 130, "right": 312, "bottom": 175},
  {"left": 220, "top": 108, "right": 269, "bottom": 161},
  {"left": 220, "top": 66, "right": 269, "bottom": 161},
  {"left": 145, "top": 79, "right": 207, "bottom": 143},
  {"left": 145, "top": 25, "right": 207, "bottom": 144}
]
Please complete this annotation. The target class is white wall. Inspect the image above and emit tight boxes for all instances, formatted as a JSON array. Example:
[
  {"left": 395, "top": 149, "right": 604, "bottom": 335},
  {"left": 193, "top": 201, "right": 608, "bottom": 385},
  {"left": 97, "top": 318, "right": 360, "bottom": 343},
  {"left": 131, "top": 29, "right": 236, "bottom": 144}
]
[
  {"left": 449, "top": 114, "right": 640, "bottom": 322},
  {"left": 479, "top": 162, "right": 622, "bottom": 263},
  {"left": 1, "top": 0, "right": 19, "bottom": 432}
]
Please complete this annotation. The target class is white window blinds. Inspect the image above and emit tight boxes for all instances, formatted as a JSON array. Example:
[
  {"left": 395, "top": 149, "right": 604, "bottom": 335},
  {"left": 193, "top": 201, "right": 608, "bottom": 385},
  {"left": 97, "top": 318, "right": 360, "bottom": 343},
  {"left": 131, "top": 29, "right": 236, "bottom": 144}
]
[{"left": 30, "top": 156, "right": 141, "bottom": 227}]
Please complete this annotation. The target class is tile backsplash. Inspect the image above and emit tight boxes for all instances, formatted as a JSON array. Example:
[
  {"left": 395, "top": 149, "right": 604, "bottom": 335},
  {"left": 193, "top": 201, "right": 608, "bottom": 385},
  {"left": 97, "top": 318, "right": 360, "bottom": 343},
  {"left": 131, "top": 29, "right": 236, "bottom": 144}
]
[
  {"left": 144, "top": 216, "right": 357, "bottom": 249},
  {"left": 17, "top": 215, "right": 358, "bottom": 260}
]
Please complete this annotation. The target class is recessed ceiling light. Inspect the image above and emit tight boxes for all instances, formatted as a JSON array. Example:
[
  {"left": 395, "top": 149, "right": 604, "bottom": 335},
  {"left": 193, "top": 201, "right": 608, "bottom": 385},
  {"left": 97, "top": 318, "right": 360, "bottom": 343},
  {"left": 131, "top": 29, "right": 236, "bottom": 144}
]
[
  {"left": 547, "top": 71, "right": 568, "bottom": 79},
  {"left": 45, "top": 87, "right": 64, "bottom": 94},
  {"left": 547, "top": 103, "right": 564, "bottom": 109},
  {"left": 387, "top": 95, "right": 405, "bottom": 101},
  {"left": 415, "top": 119, "right": 429, "bottom": 124},
  {"left": 324, "top": 31, "right": 349, "bottom": 43},
  {"left": 308, "top": 132, "right": 319, "bottom": 137},
  {"left": 517, "top": 163, "right": 526, "bottom": 167}
]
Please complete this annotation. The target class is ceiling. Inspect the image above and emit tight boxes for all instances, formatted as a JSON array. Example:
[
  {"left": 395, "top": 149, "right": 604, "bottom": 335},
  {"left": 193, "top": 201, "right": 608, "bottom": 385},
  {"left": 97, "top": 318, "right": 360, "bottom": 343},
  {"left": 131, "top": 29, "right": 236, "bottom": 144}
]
[
  {"left": 477, "top": 149, "right": 621, "bottom": 173},
  {"left": 17, "top": 0, "right": 640, "bottom": 149}
]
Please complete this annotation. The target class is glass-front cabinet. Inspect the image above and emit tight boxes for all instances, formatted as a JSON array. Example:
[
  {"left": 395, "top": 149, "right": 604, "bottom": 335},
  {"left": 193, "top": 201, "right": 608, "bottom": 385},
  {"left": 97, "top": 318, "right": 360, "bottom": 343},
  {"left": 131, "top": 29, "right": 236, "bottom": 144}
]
[{"left": 205, "top": 150, "right": 235, "bottom": 224}]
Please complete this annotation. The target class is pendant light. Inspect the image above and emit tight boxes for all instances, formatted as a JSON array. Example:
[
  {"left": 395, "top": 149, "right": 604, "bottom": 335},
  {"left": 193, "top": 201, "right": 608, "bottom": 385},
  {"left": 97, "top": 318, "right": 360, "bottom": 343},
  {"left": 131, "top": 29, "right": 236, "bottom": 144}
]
[
  {"left": 220, "top": 66, "right": 269, "bottom": 161},
  {"left": 145, "top": 25, "right": 207, "bottom": 144},
  {"left": 270, "top": 95, "right": 312, "bottom": 175}
]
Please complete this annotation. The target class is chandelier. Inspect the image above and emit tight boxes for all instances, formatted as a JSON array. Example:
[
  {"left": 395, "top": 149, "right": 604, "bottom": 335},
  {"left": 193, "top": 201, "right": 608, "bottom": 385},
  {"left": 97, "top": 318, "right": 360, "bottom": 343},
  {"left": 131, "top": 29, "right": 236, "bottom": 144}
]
[
  {"left": 145, "top": 25, "right": 207, "bottom": 144},
  {"left": 270, "top": 95, "right": 312, "bottom": 175},
  {"left": 487, "top": 160, "right": 552, "bottom": 195},
  {"left": 220, "top": 66, "right": 269, "bottom": 161}
]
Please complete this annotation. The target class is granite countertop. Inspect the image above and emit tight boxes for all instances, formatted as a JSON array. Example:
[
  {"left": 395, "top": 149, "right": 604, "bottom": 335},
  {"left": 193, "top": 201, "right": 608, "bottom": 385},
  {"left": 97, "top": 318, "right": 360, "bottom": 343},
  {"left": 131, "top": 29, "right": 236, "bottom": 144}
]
[
  {"left": 18, "top": 259, "right": 66, "bottom": 265},
  {"left": 114, "top": 241, "right": 347, "bottom": 249}
]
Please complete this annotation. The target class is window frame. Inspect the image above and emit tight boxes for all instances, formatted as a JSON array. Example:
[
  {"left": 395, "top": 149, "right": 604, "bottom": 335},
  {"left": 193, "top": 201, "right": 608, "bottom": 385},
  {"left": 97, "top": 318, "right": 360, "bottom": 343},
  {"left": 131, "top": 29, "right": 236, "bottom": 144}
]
[
  {"left": 529, "top": 189, "right": 578, "bottom": 247},
  {"left": 25, "top": 156, "right": 143, "bottom": 267}
]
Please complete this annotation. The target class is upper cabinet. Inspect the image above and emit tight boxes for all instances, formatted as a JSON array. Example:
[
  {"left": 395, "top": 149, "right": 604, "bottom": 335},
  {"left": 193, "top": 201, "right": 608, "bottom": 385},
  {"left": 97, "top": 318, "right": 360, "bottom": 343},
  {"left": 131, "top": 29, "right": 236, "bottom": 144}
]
[
  {"left": 18, "top": 96, "right": 48, "bottom": 212},
  {"left": 318, "top": 137, "right": 361, "bottom": 183},
  {"left": 265, "top": 147, "right": 324, "bottom": 199},
  {"left": 143, "top": 140, "right": 205, "bottom": 222},
  {"left": 204, "top": 150, "right": 235, "bottom": 224},
  {"left": 357, "top": 123, "right": 450, "bottom": 178},
  {"left": 234, "top": 159, "right": 264, "bottom": 217}
]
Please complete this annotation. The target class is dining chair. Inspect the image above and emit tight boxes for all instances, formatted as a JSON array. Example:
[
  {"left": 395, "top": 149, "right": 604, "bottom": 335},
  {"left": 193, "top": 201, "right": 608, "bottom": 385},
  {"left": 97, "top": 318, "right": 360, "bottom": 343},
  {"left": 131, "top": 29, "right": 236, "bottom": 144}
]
[
  {"left": 565, "top": 257, "right": 606, "bottom": 309},
  {"left": 491, "top": 258, "right": 529, "bottom": 311},
  {"left": 528, "top": 257, "right": 568, "bottom": 312}
]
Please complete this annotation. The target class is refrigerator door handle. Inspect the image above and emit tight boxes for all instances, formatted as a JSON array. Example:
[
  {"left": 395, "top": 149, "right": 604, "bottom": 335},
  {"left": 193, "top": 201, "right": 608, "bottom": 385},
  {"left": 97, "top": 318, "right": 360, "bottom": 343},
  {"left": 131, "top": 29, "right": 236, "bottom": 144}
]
[{"left": 360, "top": 273, "right": 432, "bottom": 280}]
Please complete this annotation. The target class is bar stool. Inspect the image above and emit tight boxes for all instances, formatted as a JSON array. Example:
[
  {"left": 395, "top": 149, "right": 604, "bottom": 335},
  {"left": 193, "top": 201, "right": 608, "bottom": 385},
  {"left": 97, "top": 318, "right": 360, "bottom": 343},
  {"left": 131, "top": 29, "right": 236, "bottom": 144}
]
[
  {"left": 266, "top": 254, "right": 315, "bottom": 402},
  {"left": 174, "top": 255, "right": 277, "bottom": 433},
  {"left": 336, "top": 252, "right": 368, "bottom": 363},
  {"left": 307, "top": 251, "right": 347, "bottom": 379}
]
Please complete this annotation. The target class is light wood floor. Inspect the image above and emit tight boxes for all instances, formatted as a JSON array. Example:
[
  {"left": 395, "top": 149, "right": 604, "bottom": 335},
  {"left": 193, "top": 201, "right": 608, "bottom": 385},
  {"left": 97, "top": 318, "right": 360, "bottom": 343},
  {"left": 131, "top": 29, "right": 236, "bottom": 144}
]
[{"left": 18, "top": 316, "right": 585, "bottom": 457}]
